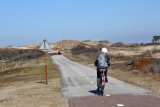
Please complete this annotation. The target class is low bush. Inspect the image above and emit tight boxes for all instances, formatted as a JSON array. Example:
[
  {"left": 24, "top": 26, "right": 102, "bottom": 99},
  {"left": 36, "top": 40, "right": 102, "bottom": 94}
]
[
  {"left": 111, "top": 42, "right": 125, "bottom": 47},
  {"left": 149, "top": 60, "right": 160, "bottom": 73},
  {"left": 141, "top": 48, "right": 160, "bottom": 58},
  {"left": 132, "top": 58, "right": 152, "bottom": 68},
  {"left": 130, "top": 56, "right": 160, "bottom": 74},
  {"left": 0, "top": 49, "right": 44, "bottom": 61},
  {"left": 71, "top": 45, "right": 99, "bottom": 60},
  {"left": 141, "top": 50, "right": 152, "bottom": 58},
  {"left": 98, "top": 40, "right": 110, "bottom": 44},
  {"left": 152, "top": 48, "right": 160, "bottom": 54},
  {"left": 109, "top": 53, "right": 129, "bottom": 61},
  {"left": 126, "top": 43, "right": 141, "bottom": 47}
]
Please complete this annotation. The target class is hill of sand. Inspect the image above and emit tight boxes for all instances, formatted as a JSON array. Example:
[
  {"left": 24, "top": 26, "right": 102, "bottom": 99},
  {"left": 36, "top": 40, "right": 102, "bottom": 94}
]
[
  {"left": 51, "top": 40, "right": 109, "bottom": 53},
  {"left": 51, "top": 40, "right": 160, "bottom": 58},
  {"left": 1, "top": 40, "right": 160, "bottom": 58}
]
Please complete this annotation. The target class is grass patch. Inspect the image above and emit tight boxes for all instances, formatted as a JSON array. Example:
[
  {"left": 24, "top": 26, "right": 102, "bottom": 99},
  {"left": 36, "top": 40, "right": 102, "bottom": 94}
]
[
  {"left": 109, "top": 69, "right": 160, "bottom": 96},
  {"left": 0, "top": 57, "right": 58, "bottom": 86},
  {"left": 0, "top": 56, "right": 65, "bottom": 107}
]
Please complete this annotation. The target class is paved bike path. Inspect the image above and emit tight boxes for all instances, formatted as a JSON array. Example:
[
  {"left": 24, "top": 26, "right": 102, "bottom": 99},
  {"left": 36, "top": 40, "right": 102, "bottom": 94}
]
[
  {"left": 52, "top": 55, "right": 151, "bottom": 98},
  {"left": 52, "top": 55, "right": 160, "bottom": 107}
]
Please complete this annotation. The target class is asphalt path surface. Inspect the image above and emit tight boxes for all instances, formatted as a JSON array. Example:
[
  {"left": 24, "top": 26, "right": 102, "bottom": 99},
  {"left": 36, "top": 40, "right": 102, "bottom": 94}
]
[{"left": 52, "top": 55, "right": 160, "bottom": 107}]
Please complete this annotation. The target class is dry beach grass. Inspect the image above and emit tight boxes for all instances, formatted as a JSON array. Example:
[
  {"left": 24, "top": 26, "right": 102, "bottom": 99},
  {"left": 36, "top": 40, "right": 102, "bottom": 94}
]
[{"left": 0, "top": 57, "right": 65, "bottom": 107}]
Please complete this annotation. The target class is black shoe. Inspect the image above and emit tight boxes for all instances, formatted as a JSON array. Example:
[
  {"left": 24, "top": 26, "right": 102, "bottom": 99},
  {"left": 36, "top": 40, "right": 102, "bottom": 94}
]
[{"left": 105, "top": 78, "right": 108, "bottom": 82}]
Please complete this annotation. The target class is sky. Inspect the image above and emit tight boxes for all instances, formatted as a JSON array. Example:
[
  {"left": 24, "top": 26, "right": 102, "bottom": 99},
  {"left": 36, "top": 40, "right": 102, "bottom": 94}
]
[{"left": 0, "top": 0, "right": 160, "bottom": 46}]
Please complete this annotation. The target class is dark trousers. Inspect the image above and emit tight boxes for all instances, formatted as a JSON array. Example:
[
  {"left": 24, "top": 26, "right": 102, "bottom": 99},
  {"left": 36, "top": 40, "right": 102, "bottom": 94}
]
[
  {"left": 97, "top": 68, "right": 108, "bottom": 86},
  {"left": 97, "top": 68, "right": 108, "bottom": 78}
]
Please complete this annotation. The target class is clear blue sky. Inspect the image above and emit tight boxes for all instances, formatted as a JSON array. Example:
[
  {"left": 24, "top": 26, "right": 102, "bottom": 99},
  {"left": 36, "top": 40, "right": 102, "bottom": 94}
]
[{"left": 0, "top": 0, "right": 160, "bottom": 46}]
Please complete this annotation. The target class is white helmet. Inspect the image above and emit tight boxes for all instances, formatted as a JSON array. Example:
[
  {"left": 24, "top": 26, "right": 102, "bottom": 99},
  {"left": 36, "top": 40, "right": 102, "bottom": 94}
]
[{"left": 102, "top": 47, "right": 108, "bottom": 53}]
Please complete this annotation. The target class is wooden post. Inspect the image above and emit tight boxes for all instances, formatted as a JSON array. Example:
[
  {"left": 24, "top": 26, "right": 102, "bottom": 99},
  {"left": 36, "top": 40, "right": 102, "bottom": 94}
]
[
  {"left": 39, "top": 38, "right": 51, "bottom": 85},
  {"left": 44, "top": 39, "right": 48, "bottom": 85},
  {"left": 45, "top": 50, "right": 48, "bottom": 84}
]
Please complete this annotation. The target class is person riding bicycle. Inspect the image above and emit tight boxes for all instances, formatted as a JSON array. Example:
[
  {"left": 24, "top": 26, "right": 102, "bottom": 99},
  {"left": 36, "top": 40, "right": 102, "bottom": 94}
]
[{"left": 95, "top": 47, "right": 110, "bottom": 90}]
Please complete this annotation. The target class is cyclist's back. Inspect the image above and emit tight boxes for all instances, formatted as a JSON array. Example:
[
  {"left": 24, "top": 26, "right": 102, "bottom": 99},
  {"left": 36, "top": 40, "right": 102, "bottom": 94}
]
[
  {"left": 95, "top": 48, "right": 110, "bottom": 90},
  {"left": 97, "top": 52, "right": 110, "bottom": 69}
]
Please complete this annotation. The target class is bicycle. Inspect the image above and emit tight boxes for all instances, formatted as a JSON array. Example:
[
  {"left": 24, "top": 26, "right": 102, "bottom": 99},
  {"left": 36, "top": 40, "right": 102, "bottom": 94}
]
[{"left": 97, "top": 69, "right": 106, "bottom": 96}]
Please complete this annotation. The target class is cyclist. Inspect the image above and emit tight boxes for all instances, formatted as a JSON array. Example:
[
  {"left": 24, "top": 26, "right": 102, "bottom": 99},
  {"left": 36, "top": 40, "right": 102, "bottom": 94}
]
[{"left": 95, "top": 47, "right": 110, "bottom": 91}]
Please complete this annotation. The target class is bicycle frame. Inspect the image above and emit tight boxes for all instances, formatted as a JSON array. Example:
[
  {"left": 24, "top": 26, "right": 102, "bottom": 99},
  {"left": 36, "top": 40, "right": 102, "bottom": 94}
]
[{"left": 99, "top": 69, "right": 106, "bottom": 95}]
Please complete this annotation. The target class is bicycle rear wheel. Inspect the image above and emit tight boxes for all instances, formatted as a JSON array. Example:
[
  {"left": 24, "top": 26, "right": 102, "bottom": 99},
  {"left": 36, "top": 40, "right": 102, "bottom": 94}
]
[{"left": 99, "top": 85, "right": 104, "bottom": 96}]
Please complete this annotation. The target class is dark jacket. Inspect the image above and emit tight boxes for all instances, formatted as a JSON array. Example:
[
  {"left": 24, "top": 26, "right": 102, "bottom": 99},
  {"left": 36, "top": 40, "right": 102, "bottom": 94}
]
[{"left": 95, "top": 52, "right": 110, "bottom": 69}]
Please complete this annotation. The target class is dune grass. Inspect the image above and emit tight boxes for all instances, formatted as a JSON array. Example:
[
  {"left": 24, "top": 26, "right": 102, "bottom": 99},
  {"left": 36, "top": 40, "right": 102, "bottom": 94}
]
[
  {"left": 0, "top": 57, "right": 65, "bottom": 107},
  {"left": 0, "top": 57, "right": 58, "bottom": 86}
]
